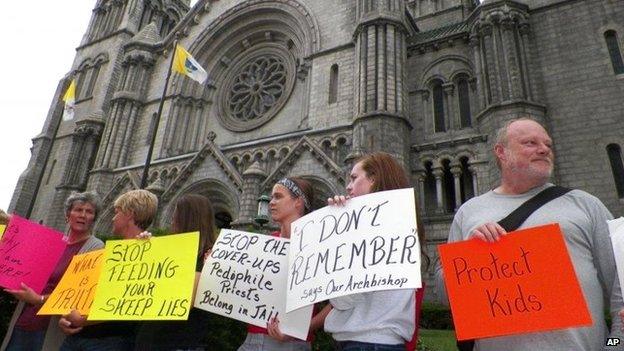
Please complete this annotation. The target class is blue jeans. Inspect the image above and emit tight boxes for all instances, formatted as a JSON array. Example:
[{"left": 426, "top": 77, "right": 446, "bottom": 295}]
[
  {"left": 59, "top": 335, "right": 133, "bottom": 351},
  {"left": 337, "top": 341, "right": 404, "bottom": 351},
  {"left": 238, "top": 333, "right": 311, "bottom": 351},
  {"left": 6, "top": 328, "right": 45, "bottom": 351}
]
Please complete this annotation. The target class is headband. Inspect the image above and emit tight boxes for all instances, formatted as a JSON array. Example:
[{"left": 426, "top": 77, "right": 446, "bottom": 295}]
[{"left": 277, "top": 178, "right": 311, "bottom": 211}]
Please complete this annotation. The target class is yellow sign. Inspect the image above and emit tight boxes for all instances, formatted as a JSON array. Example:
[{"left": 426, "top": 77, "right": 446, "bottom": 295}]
[
  {"left": 38, "top": 249, "right": 105, "bottom": 315},
  {"left": 0, "top": 224, "right": 5, "bottom": 240},
  {"left": 88, "top": 232, "right": 199, "bottom": 321}
]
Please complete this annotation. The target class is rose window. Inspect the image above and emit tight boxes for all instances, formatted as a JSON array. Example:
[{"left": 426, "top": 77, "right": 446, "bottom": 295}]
[
  {"left": 227, "top": 56, "right": 287, "bottom": 122},
  {"left": 217, "top": 45, "right": 295, "bottom": 132}
]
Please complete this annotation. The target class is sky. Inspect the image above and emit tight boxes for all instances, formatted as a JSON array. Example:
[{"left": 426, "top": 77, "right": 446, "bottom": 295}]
[
  {"left": 0, "top": 0, "right": 199, "bottom": 211},
  {"left": 0, "top": 1, "right": 96, "bottom": 211}
]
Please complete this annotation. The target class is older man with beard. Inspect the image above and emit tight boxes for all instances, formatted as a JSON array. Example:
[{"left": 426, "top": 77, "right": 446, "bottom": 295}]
[{"left": 436, "top": 118, "right": 624, "bottom": 350}]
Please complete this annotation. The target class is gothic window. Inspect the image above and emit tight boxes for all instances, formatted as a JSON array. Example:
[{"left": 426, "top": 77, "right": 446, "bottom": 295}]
[
  {"left": 159, "top": 12, "right": 177, "bottom": 37},
  {"left": 607, "top": 144, "right": 624, "bottom": 198},
  {"left": 459, "top": 157, "right": 475, "bottom": 202},
  {"left": 419, "top": 156, "right": 476, "bottom": 217},
  {"left": 457, "top": 77, "right": 472, "bottom": 128},
  {"left": 119, "top": 65, "right": 130, "bottom": 90},
  {"left": 423, "top": 161, "right": 437, "bottom": 215},
  {"left": 76, "top": 69, "right": 88, "bottom": 99},
  {"left": 84, "top": 64, "right": 101, "bottom": 99},
  {"left": 605, "top": 30, "right": 624, "bottom": 75},
  {"left": 139, "top": 5, "right": 154, "bottom": 30},
  {"left": 219, "top": 46, "right": 296, "bottom": 131},
  {"left": 228, "top": 55, "right": 286, "bottom": 121},
  {"left": 441, "top": 159, "right": 455, "bottom": 213},
  {"left": 329, "top": 64, "right": 339, "bottom": 104},
  {"left": 432, "top": 80, "right": 446, "bottom": 132}
]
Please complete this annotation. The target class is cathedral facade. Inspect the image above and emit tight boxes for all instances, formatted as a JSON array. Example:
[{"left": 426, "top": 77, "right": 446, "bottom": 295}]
[{"left": 10, "top": 0, "right": 624, "bottom": 301}]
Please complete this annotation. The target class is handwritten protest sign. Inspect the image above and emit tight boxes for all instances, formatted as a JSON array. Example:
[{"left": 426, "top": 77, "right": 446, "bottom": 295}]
[
  {"left": 438, "top": 223, "right": 591, "bottom": 340},
  {"left": 0, "top": 224, "right": 6, "bottom": 240},
  {"left": 88, "top": 232, "right": 199, "bottom": 320},
  {"left": 609, "top": 217, "right": 624, "bottom": 302},
  {"left": 0, "top": 215, "right": 66, "bottom": 293},
  {"left": 195, "top": 229, "right": 313, "bottom": 340},
  {"left": 286, "top": 188, "right": 421, "bottom": 312},
  {"left": 38, "top": 249, "right": 105, "bottom": 315}
]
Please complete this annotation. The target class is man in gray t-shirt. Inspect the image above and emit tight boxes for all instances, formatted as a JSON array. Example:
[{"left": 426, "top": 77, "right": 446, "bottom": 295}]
[{"left": 436, "top": 118, "right": 624, "bottom": 351}]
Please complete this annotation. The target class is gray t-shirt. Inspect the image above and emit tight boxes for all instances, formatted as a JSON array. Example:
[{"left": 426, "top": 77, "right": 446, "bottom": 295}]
[
  {"left": 435, "top": 183, "right": 624, "bottom": 351},
  {"left": 325, "top": 288, "right": 415, "bottom": 344}
]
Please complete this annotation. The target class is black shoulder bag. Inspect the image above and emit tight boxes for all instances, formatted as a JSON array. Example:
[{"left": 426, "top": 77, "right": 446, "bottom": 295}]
[{"left": 456, "top": 185, "right": 571, "bottom": 351}]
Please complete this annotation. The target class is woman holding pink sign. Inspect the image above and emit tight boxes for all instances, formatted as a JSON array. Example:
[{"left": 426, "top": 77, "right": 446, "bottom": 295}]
[
  {"left": 325, "top": 152, "right": 426, "bottom": 351},
  {"left": 1, "top": 191, "right": 104, "bottom": 351}
]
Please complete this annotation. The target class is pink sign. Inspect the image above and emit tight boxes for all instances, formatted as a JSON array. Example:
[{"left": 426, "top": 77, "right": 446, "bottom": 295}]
[{"left": 0, "top": 215, "right": 66, "bottom": 293}]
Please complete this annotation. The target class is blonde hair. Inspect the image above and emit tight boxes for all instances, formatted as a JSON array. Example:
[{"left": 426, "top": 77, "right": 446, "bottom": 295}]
[
  {"left": 114, "top": 190, "right": 158, "bottom": 230},
  {"left": 0, "top": 209, "right": 8, "bottom": 225}
]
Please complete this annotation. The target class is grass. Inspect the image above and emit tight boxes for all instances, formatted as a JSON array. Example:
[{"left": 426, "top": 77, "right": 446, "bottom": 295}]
[{"left": 419, "top": 329, "right": 457, "bottom": 351}]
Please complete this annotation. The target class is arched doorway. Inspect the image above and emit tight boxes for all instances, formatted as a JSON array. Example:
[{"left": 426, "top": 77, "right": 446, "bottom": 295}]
[{"left": 162, "top": 179, "right": 239, "bottom": 230}]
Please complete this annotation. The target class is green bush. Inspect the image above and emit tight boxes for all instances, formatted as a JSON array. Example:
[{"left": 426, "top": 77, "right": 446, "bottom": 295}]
[
  {"left": 312, "top": 329, "right": 335, "bottom": 350},
  {"left": 419, "top": 303, "right": 453, "bottom": 330},
  {"left": 199, "top": 314, "right": 246, "bottom": 349}
]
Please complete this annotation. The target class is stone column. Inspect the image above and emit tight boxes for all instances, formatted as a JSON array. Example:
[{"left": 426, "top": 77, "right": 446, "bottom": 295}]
[
  {"left": 450, "top": 164, "right": 462, "bottom": 209},
  {"left": 432, "top": 167, "right": 444, "bottom": 214},
  {"left": 413, "top": 170, "right": 426, "bottom": 212},
  {"left": 518, "top": 21, "right": 533, "bottom": 101},
  {"left": 469, "top": 33, "right": 487, "bottom": 110},
  {"left": 231, "top": 161, "right": 267, "bottom": 231},
  {"left": 443, "top": 83, "right": 455, "bottom": 130},
  {"left": 480, "top": 22, "right": 500, "bottom": 104},
  {"left": 348, "top": 0, "right": 411, "bottom": 166},
  {"left": 469, "top": 164, "right": 479, "bottom": 195}
]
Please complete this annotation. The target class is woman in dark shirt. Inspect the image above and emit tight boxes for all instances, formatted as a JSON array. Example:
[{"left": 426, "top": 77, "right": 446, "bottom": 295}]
[{"left": 134, "top": 194, "right": 216, "bottom": 351}]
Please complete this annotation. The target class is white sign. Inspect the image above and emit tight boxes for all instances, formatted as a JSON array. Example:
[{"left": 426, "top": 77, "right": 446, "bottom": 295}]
[
  {"left": 286, "top": 188, "right": 421, "bottom": 312},
  {"left": 609, "top": 217, "right": 624, "bottom": 302},
  {"left": 194, "top": 229, "right": 313, "bottom": 340}
]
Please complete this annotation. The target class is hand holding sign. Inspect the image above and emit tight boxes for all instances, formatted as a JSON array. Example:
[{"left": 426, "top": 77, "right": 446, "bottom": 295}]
[
  {"left": 4, "top": 282, "right": 41, "bottom": 305},
  {"left": 38, "top": 249, "right": 105, "bottom": 315},
  {"left": 88, "top": 232, "right": 199, "bottom": 321},
  {"left": 195, "top": 229, "right": 313, "bottom": 340},
  {"left": 438, "top": 223, "right": 591, "bottom": 340},
  {"left": 287, "top": 188, "right": 421, "bottom": 312}
]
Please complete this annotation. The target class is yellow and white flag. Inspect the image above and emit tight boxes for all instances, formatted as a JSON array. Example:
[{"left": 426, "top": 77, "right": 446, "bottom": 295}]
[
  {"left": 173, "top": 45, "right": 208, "bottom": 84},
  {"left": 62, "top": 80, "right": 76, "bottom": 121}
]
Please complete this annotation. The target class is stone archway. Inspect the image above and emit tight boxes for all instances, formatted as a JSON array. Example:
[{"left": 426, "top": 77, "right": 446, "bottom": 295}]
[
  {"left": 299, "top": 175, "right": 339, "bottom": 211},
  {"left": 161, "top": 179, "right": 239, "bottom": 230}
]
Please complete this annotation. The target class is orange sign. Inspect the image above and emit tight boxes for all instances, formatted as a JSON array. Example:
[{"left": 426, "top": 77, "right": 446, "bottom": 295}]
[
  {"left": 38, "top": 249, "right": 104, "bottom": 315},
  {"left": 438, "top": 223, "right": 591, "bottom": 340}
]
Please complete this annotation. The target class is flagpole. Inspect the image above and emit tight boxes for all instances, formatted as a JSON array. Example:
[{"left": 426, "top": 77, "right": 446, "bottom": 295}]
[{"left": 140, "top": 39, "right": 177, "bottom": 189}]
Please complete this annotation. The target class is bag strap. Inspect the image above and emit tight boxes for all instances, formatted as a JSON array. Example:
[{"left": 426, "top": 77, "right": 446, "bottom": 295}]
[{"left": 497, "top": 185, "right": 572, "bottom": 232}]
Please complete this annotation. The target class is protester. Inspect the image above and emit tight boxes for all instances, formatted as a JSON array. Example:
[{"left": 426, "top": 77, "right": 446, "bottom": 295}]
[
  {"left": 436, "top": 118, "right": 624, "bottom": 350},
  {"left": 134, "top": 194, "right": 216, "bottom": 351},
  {"left": 1, "top": 192, "right": 104, "bottom": 351},
  {"left": 325, "top": 152, "right": 424, "bottom": 351},
  {"left": 58, "top": 189, "right": 158, "bottom": 351},
  {"left": 239, "top": 177, "right": 327, "bottom": 351}
]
